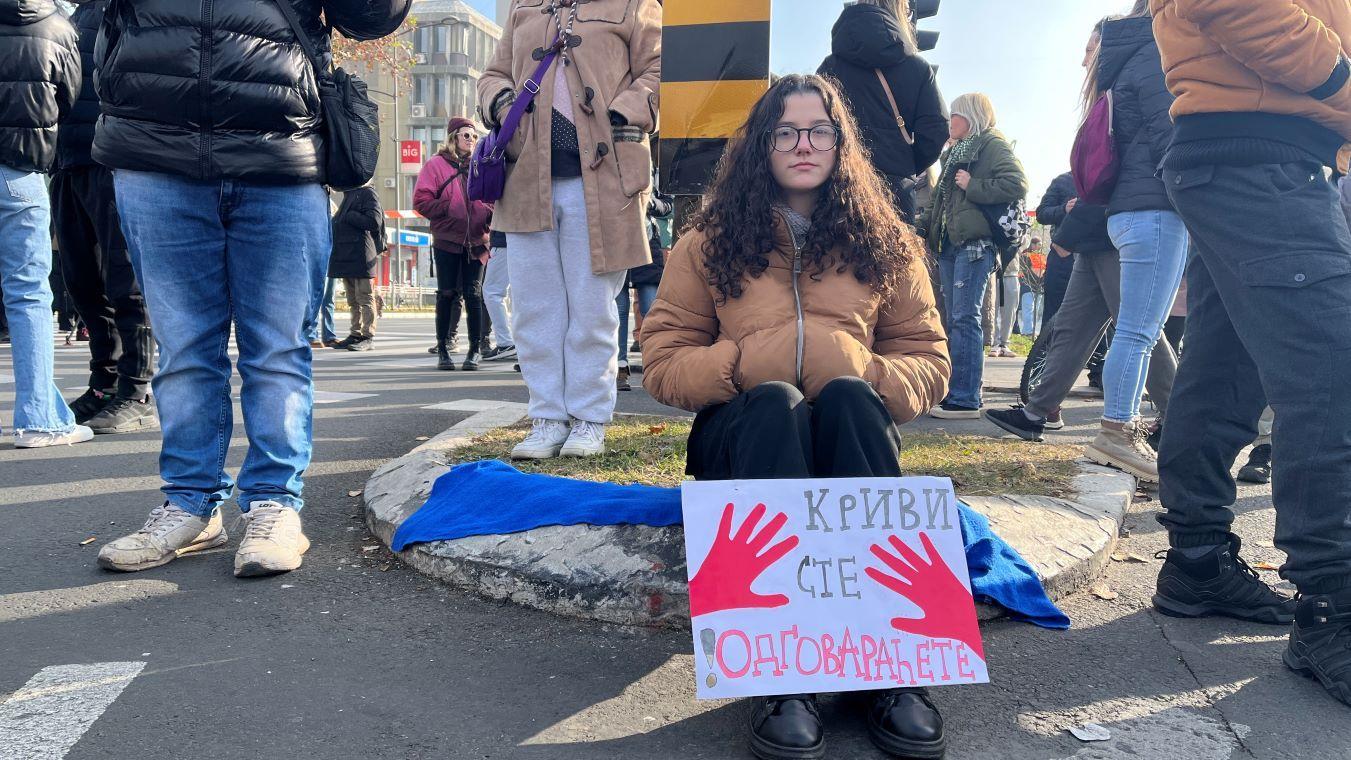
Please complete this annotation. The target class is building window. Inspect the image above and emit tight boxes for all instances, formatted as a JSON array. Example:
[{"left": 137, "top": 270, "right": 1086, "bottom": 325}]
[
  {"left": 412, "top": 75, "right": 426, "bottom": 105},
  {"left": 435, "top": 25, "right": 448, "bottom": 54}
]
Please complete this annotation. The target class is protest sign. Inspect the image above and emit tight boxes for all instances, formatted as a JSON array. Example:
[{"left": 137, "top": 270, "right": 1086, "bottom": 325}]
[{"left": 681, "top": 477, "right": 988, "bottom": 700}]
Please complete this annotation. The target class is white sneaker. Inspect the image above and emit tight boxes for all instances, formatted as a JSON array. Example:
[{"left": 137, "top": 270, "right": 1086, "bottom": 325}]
[
  {"left": 511, "top": 418, "right": 571, "bottom": 460},
  {"left": 14, "top": 425, "right": 94, "bottom": 448},
  {"left": 560, "top": 420, "right": 606, "bottom": 457},
  {"left": 98, "top": 504, "right": 228, "bottom": 572},
  {"left": 234, "top": 502, "right": 310, "bottom": 577}
]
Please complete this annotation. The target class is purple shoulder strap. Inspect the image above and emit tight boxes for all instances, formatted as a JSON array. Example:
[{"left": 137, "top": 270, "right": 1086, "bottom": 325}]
[{"left": 491, "top": 33, "right": 563, "bottom": 153}]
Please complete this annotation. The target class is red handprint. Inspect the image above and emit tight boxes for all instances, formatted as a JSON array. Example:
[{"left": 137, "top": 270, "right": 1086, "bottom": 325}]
[
  {"left": 688, "top": 502, "right": 800, "bottom": 618},
  {"left": 865, "top": 532, "right": 985, "bottom": 661}
]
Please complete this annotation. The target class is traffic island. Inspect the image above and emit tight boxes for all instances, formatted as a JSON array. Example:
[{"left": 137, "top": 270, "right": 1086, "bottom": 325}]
[{"left": 363, "top": 403, "right": 1134, "bottom": 628}]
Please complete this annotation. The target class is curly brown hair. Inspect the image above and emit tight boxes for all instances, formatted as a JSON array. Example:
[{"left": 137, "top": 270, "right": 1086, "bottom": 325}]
[{"left": 691, "top": 74, "right": 924, "bottom": 303}]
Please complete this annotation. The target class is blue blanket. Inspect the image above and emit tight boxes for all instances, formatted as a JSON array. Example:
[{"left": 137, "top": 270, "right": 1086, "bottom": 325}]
[{"left": 393, "top": 460, "right": 1070, "bottom": 629}]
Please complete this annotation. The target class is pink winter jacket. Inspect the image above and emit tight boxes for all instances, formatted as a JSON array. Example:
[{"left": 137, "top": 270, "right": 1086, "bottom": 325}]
[{"left": 413, "top": 152, "right": 493, "bottom": 251}]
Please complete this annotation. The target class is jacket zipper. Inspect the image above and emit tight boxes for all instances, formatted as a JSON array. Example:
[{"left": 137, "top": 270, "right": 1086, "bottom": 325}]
[
  {"left": 198, "top": 0, "right": 214, "bottom": 179},
  {"left": 776, "top": 209, "right": 806, "bottom": 389}
]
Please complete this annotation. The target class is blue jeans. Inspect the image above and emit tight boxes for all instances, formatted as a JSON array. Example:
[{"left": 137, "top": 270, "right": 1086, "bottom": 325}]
[
  {"left": 0, "top": 164, "right": 77, "bottom": 434},
  {"left": 1019, "top": 291, "right": 1038, "bottom": 335},
  {"left": 115, "top": 170, "right": 330, "bottom": 515},
  {"left": 617, "top": 283, "right": 658, "bottom": 364},
  {"left": 936, "top": 240, "right": 996, "bottom": 408},
  {"left": 303, "top": 238, "right": 335, "bottom": 343},
  {"left": 1103, "top": 210, "right": 1189, "bottom": 423},
  {"left": 306, "top": 277, "right": 338, "bottom": 343}
]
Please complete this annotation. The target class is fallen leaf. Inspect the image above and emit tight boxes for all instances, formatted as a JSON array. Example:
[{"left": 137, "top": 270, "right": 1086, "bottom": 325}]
[
  {"left": 79, "top": 536, "right": 97, "bottom": 546},
  {"left": 1089, "top": 583, "right": 1118, "bottom": 601},
  {"left": 347, "top": 490, "right": 362, "bottom": 497},
  {"left": 648, "top": 424, "right": 667, "bottom": 435},
  {"left": 1068, "top": 723, "right": 1111, "bottom": 742},
  {"left": 1253, "top": 561, "right": 1280, "bottom": 571}
]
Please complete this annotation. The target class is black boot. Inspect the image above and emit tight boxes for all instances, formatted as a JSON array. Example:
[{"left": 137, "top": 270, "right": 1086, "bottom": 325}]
[
  {"left": 1284, "top": 591, "right": 1351, "bottom": 706},
  {"left": 867, "top": 688, "right": 946, "bottom": 759},
  {"left": 1153, "top": 534, "right": 1295, "bottom": 624},
  {"left": 1237, "top": 444, "right": 1272, "bottom": 484},
  {"left": 747, "top": 694, "right": 824, "bottom": 760},
  {"left": 69, "top": 388, "right": 114, "bottom": 425},
  {"left": 462, "top": 349, "right": 481, "bottom": 371},
  {"left": 437, "top": 343, "right": 456, "bottom": 370}
]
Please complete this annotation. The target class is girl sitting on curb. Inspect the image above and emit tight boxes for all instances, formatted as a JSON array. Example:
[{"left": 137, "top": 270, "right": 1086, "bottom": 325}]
[{"left": 642, "top": 74, "right": 952, "bottom": 760}]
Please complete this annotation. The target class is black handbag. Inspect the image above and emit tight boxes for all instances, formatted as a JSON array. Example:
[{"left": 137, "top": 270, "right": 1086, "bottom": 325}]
[{"left": 270, "top": 0, "right": 381, "bottom": 191}]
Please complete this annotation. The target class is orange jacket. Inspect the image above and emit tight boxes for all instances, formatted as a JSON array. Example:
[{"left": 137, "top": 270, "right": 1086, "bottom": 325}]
[
  {"left": 641, "top": 219, "right": 950, "bottom": 424},
  {"left": 1151, "top": 0, "right": 1350, "bottom": 145}
]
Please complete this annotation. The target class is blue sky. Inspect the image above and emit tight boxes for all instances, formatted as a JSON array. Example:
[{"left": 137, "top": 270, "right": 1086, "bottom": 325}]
[{"left": 467, "top": 0, "right": 1122, "bottom": 201}]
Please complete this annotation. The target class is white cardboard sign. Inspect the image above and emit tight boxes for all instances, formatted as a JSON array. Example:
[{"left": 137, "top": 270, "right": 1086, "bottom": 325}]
[{"left": 681, "top": 477, "right": 988, "bottom": 699}]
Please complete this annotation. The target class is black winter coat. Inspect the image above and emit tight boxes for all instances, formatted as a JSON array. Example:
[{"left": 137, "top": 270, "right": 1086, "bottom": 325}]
[
  {"left": 55, "top": 0, "right": 101, "bottom": 171},
  {"left": 1039, "top": 173, "right": 1113, "bottom": 255},
  {"left": 1097, "top": 16, "right": 1175, "bottom": 216},
  {"left": 0, "top": 0, "right": 79, "bottom": 173},
  {"left": 818, "top": 4, "right": 948, "bottom": 188},
  {"left": 328, "top": 186, "right": 385, "bottom": 279},
  {"left": 92, "top": 0, "right": 409, "bottom": 184}
]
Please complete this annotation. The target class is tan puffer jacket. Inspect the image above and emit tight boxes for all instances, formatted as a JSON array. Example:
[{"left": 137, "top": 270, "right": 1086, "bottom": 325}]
[
  {"left": 641, "top": 219, "right": 950, "bottom": 424},
  {"left": 1150, "top": 0, "right": 1350, "bottom": 140}
]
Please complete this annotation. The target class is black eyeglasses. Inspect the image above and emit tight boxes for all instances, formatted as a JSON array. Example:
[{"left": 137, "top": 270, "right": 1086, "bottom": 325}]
[{"left": 769, "top": 124, "right": 841, "bottom": 153}]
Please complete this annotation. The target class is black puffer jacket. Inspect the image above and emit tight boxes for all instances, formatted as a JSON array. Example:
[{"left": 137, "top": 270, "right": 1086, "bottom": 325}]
[
  {"left": 1097, "top": 16, "right": 1175, "bottom": 216},
  {"left": 1039, "top": 173, "right": 1113, "bottom": 255},
  {"left": 1035, "top": 172, "right": 1076, "bottom": 228},
  {"left": 818, "top": 3, "right": 948, "bottom": 187},
  {"left": 328, "top": 185, "right": 385, "bottom": 279},
  {"left": 92, "top": 0, "right": 410, "bottom": 184},
  {"left": 55, "top": 0, "right": 101, "bottom": 171},
  {"left": 0, "top": 0, "right": 79, "bottom": 173}
]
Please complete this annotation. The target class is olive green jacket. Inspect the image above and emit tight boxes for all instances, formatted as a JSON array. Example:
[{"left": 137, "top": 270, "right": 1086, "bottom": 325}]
[{"left": 920, "top": 129, "right": 1028, "bottom": 252}]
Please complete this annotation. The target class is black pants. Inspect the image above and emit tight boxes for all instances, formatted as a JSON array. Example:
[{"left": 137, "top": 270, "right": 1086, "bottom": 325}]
[
  {"left": 433, "top": 247, "right": 484, "bottom": 347},
  {"left": 1158, "top": 161, "right": 1351, "bottom": 593},
  {"left": 51, "top": 166, "right": 153, "bottom": 398},
  {"left": 1039, "top": 250, "right": 1074, "bottom": 329},
  {"left": 686, "top": 378, "right": 902, "bottom": 481}
]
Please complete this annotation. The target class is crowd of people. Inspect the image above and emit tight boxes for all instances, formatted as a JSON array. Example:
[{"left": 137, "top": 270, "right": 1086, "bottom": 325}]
[{"left": 2, "top": 0, "right": 1350, "bottom": 758}]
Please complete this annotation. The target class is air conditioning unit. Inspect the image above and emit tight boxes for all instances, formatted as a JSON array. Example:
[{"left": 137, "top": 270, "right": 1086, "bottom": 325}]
[
  {"left": 413, "top": 53, "right": 428, "bottom": 65},
  {"left": 410, "top": 104, "right": 427, "bottom": 118},
  {"left": 382, "top": 178, "right": 396, "bottom": 189}
]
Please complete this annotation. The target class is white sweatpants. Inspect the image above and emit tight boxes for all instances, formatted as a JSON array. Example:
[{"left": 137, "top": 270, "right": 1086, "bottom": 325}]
[
  {"left": 506, "top": 177, "right": 627, "bottom": 424},
  {"left": 483, "top": 246, "right": 513, "bottom": 346}
]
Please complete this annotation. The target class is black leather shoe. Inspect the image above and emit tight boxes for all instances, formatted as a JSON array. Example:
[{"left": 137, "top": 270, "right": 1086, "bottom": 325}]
[
  {"left": 747, "top": 694, "right": 824, "bottom": 760},
  {"left": 437, "top": 345, "right": 456, "bottom": 371},
  {"left": 867, "top": 688, "right": 946, "bottom": 758},
  {"left": 462, "top": 350, "right": 481, "bottom": 371},
  {"left": 334, "top": 334, "right": 358, "bottom": 349},
  {"left": 1285, "top": 591, "right": 1351, "bottom": 706},
  {"left": 1237, "top": 444, "right": 1272, "bottom": 484},
  {"left": 1153, "top": 534, "right": 1294, "bottom": 624}
]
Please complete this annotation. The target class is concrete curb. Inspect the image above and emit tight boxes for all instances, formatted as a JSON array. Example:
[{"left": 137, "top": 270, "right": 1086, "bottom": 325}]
[{"left": 364, "top": 406, "right": 1134, "bottom": 629}]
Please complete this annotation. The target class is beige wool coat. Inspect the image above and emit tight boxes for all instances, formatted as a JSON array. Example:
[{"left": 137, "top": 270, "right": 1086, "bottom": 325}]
[{"left": 477, "top": 0, "right": 661, "bottom": 275}]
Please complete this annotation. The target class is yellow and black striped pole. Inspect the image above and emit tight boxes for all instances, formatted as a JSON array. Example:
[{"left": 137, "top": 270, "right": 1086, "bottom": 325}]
[{"left": 659, "top": 0, "right": 771, "bottom": 195}]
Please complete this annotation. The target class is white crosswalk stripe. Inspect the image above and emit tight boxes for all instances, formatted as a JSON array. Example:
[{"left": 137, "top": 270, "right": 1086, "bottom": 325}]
[{"left": 0, "top": 662, "right": 145, "bottom": 759}]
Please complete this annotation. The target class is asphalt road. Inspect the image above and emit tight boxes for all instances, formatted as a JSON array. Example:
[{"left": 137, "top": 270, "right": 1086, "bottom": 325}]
[{"left": 1, "top": 317, "right": 1346, "bottom": 759}]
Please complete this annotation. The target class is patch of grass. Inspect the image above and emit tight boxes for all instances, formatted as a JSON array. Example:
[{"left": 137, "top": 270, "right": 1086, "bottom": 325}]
[
  {"left": 451, "top": 417, "right": 692, "bottom": 487},
  {"left": 451, "top": 417, "right": 1080, "bottom": 497},
  {"left": 1007, "top": 333, "right": 1036, "bottom": 357}
]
